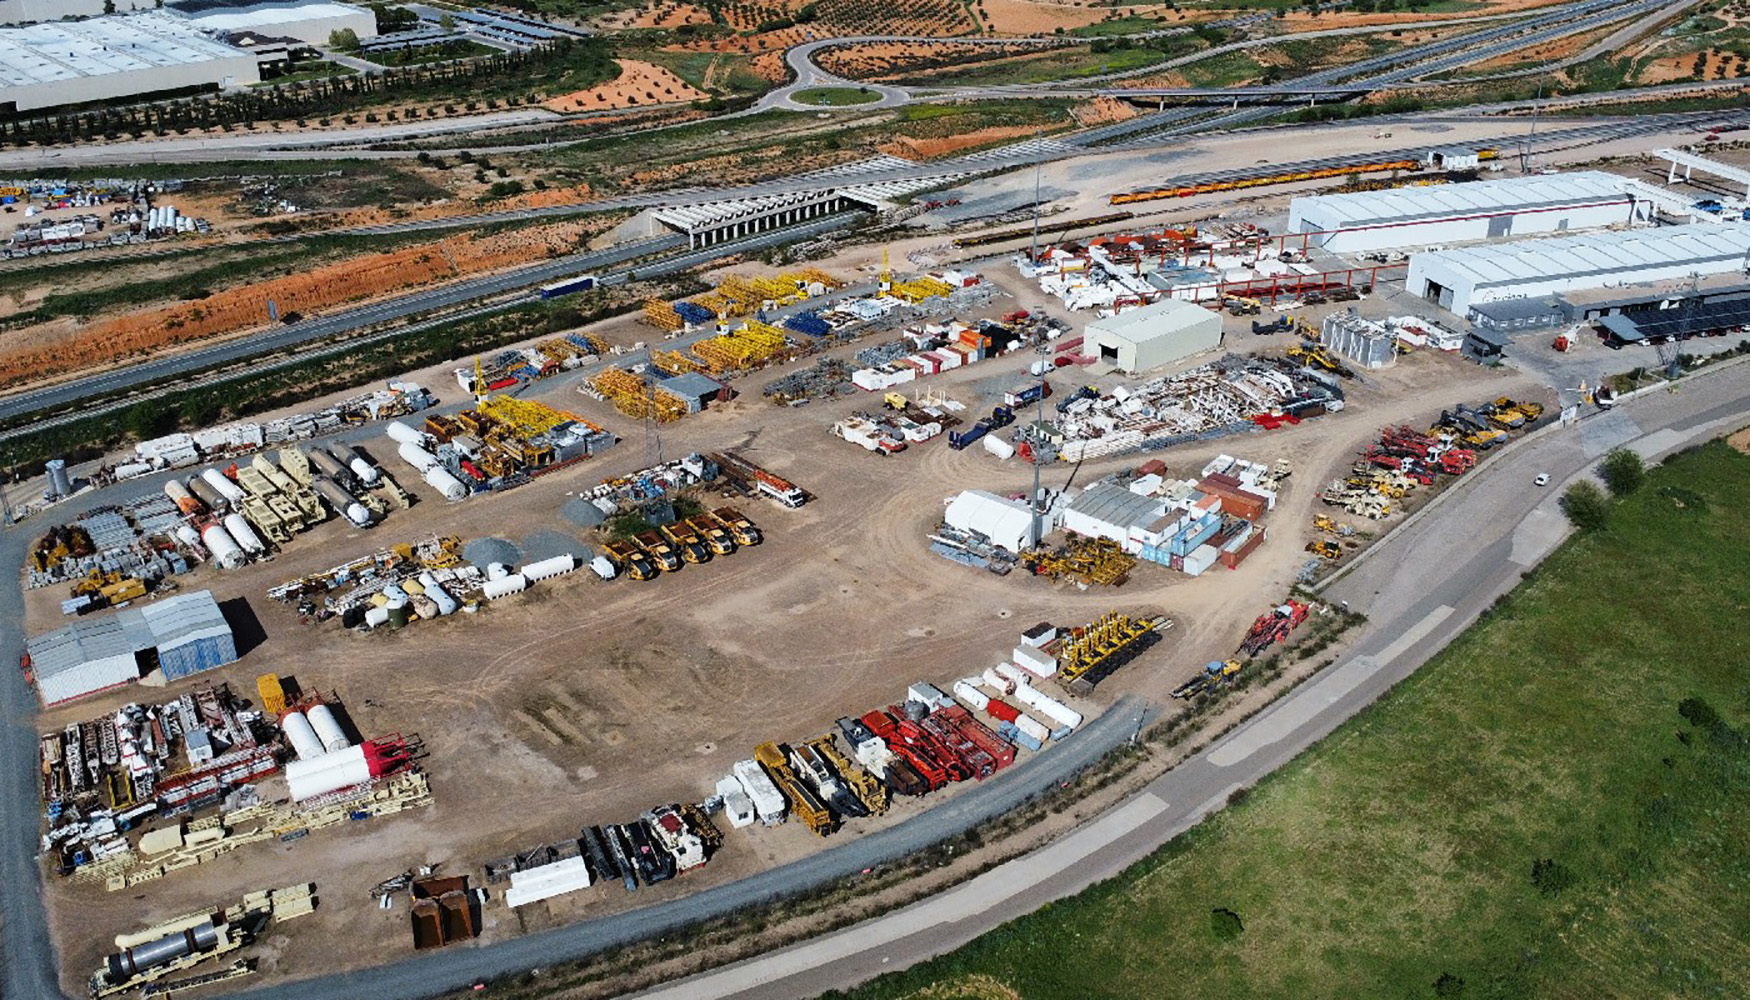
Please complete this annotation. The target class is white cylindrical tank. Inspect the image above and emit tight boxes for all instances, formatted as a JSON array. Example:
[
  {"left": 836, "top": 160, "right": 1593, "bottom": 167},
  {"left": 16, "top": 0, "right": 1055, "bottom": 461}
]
[
  {"left": 348, "top": 457, "right": 380, "bottom": 486},
  {"left": 397, "top": 442, "right": 437, "bottom": 472},
  {"left": 174, "top": 524, "right": 201, "bottom": 549},
  {"left": 280, "top": 711, "right": 324, "bottom": 761},
  {"left": 416, "top": 572, "right": 458, "bottom": 615},
  {"left": 521, "top": 554, "right": 576, "bottom": 582},
  {"left": 163, "top": 479, "right": 199, "bottom": 512},
  {"left": 382, "top": 584, "right": 407, "bottom": 604},
  {"left": 306, "top": 703, "right": 349, "bottom": 753},
  {"left": 222, "top": 513, "right": 266, "bottom": 555},
  {"left": 114, "top": 462, "right": 153, "bottom": 480},
  {"left": 364, "top": 606, "right": 390, "bottom": 628},
  {"left": 481, "top": 574, "right": 527, "bottom": 600},
  {"left": 1011, "top": 684, "right": 1082, "bottom": 730},
  {"left": 982, "top": 666, "right": 1016, "bottom": 696},
  {"left": 422, "top": 465, "right": 466, "bottom": 502},
  {"left": 385, "top": 421, "right": 426, "bottom": 446},
  {"left": 200, "top": 524, "right": 246, "bottom": 570},
  {"left": 486, "top": 563, "right": 507, "bottom": 581},
  {"left": 589, "top": 555, "right": 617, "bottom": 580},
  {"left": 953, "top": 679, "right": 989, "bottom": 712},
  {"left": 313, "top": 479, "right": 372, "bottom": 527},
  {"left": 200, "top": 468, "right": 245, "bottom": 503},
  {"left": 983, "top": 435, "right": 1016, "bottom": 460},
  {"left": 1016, "top": 713, "right": 1053, "bottom": 744},
  {"left": 993, "top": 662, "right": 1033, "bottom": 689},
  {"left": 285, "top": 744, "right": 371, "bottom": 802}
]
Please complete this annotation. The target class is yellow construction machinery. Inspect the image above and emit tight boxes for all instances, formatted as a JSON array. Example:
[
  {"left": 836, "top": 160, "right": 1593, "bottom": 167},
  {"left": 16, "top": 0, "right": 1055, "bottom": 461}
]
[
  {"left": 709, "top": 507, "right": 762, "bottom": 547},
  {"left": 30, "top": 526, "right": 94, "bottom": 573},
  {"left": 808, "top": 734, "right": 888, "bottom": 816},
  {"left": 1024, "top": 536, "right": 1135, "bottom": 587},
  {"left": 1056, "top": 611, "right": 1167, "bottom": 693},
  {"left": 255, "top": 675, "right": 287, "bottom": 716},
  {"left": 883, "top": 392, "right": 908, "bottom": 411},
  {"left": 634, "top": 531, "right": 682, "bottom": 572},
  {"left": 1311, "top": 513, "right": 1338, "bottom": 533},
  {"left": 754, "top": 742, "right": 835, "bottom": 836},
  {"left": 1286, "top": 342, "right": 1356, "bottom": 379},
  {"left": 603, "top": 540, "right": 658, "bottom": 580},
  {"left": 389, "top": 535, "right": 462, "bottom": 570},
  {"left": 659, "top": 522, "right": 710, "bottom": 564},
  {"left": 1224, "top": 295, "right": 1262, "bottom": 316},
  {"left": 1306, "top": 539, "right": 1341, "bottom": 559},
  {"left": 687, "top": 516, "right": 735, "bottom": 556}
]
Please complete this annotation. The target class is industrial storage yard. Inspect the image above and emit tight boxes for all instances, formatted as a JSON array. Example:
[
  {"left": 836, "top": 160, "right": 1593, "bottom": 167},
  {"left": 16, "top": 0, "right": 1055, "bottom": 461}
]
[{"left": 4, "top": 0, "right": 1750, "bottom": 995}]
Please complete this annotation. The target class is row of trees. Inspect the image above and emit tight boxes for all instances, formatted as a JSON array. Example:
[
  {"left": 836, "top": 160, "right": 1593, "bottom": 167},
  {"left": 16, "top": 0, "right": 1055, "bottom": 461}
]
[{"left": 0, "top": 37, "right": 613, "bottom": 148}]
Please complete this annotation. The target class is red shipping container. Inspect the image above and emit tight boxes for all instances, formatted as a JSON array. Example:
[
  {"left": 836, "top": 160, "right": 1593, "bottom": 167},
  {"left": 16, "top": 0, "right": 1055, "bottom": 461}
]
[{"left": 985, "top": 698, "right": 1021, "bottom": 723}]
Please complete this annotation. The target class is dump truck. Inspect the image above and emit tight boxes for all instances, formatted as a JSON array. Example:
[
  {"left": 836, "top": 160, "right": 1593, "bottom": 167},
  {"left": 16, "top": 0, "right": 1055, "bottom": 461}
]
[
  {"left": 808, "top": 734, "right": 889, "bottom": 816},
  {"left": 710, "top": 507, "right": 762, "bottom": 547},
  {"left": 754, "top": 742, "right": 835, "bottom": 836},
  {"left": 603, "top": 541, "right": 658, "bottom": 580},
  {"left": 688, "top": 516, "right": 735, "bottom": 556},
  {"left": 659, "top": 522, "right": 710, "bottom": 564},
  {"left": 634, "top": 531, "right": 682, "bottom": 572}
]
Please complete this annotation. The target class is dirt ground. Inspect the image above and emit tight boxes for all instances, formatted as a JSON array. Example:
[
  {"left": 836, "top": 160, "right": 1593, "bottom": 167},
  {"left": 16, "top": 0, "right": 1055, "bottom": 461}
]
[
  {"left": 1276, "top": 0, "right": 1574, "bottom": 30},
  {"left": 977, "top": 0, "right": 1173, "bottom": 35},
  {"left": 543, "top": 60, "right": 707, "bottom": 113},
  {"left": 882, "top": 124, "right": 1045, "bottom": 159},
  {"left": 31, "top": 251, "right": 1539, "bottom": 992}
]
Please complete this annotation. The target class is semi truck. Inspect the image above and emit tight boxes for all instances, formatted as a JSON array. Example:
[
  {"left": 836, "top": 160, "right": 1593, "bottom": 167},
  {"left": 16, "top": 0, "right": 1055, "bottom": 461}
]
[
  {"left": 708, "top": 452, "right": 805, "bottom": 508},
  {"left": 538, "top": 274, "right": 597, "bottom": 299}
]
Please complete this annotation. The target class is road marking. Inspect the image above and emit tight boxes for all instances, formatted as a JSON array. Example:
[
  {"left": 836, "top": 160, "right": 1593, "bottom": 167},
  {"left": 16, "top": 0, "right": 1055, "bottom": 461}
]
[
  {"left": 629, "top": 793, "right": 1169, "bottom": 1000},
  {"left": 1207, "top": 605, "right": 1454, "bottom": 767}
]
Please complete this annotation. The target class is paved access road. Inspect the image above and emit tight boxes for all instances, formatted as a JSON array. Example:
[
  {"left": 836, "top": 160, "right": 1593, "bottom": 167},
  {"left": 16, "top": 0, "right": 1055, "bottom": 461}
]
[{"left": 615, "top": 363, "right": 1750, "bottom": 1000}]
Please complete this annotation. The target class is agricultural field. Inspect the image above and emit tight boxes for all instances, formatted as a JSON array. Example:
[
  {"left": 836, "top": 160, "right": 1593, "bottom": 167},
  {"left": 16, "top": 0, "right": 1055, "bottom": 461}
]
[
  {"left": 834, "top": 439, "right": 1750, "bottom": 1000},
  {"left": 884, "top": 34, "right": 1212, "bottom": 86},
  {"left": 1616, "top": 0, "right": 1750, "bottom": 83}
]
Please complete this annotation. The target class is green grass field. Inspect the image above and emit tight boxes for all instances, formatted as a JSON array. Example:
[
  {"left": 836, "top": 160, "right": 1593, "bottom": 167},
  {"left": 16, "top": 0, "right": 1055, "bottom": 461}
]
[
  {"left": 833, "top": 439, "right": 1750, "bottom": 1000},
  {"left": 791, "top": 87, "right": 884, "bottom": 106}
]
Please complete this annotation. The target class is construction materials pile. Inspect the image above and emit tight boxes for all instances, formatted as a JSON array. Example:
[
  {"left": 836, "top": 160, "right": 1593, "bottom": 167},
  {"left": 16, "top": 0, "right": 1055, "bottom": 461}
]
[
  {"left": 762, "top": 357, "right": 859, "bottom": 405},
  {"left": 642, "top": 270, "right": 839, "bottom": 332},
  {"left": 1022, "top": 536, "right": 1135, "bottom": 588},
  {"left": 27, "top": 499, "right": 189, "bottom": 595},
  {"left": 119, "top": 382, "right": 433, "bottom": 479},
  {"left": 1317, "top": 409, "right": 1522, "bottom": 519},
  {"left": 389, "top": 396, "right": 616, "bottom": 501},
  {"left": 40, "top": 683, "right": 279, "bottom": 878},
  {"left": 91, "top": 884, "right": 314, "bottom": 998},
  {"left": 1055, "top": 355, "right": 1343, "bottom": 463},
  {"left": 455, "top": 335, "right": 606, "bottom": 395},
  {"left": 488, "top": 802, "right": 722, "bottom": 908}
]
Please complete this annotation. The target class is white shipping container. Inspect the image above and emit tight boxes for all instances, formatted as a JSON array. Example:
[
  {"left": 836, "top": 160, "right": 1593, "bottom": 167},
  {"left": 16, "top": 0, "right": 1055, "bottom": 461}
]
[
  {"left": 733, "top": 759, "right": 787, "bottom": 824},
  {"left": 505, "top": 856, "right": 592, "bottom": 908},
  {"left": 907, "top": 682, "right": 949, "bottom": 709},
  {"left": 1012, "top": 646, "right": 1057, "bottom": 678},
  {"left": 1016, "top": 713, "right": 1052, "bottom": 744},
  {"left": 714, "top": 775, "right": 756, "bottom": 829}
]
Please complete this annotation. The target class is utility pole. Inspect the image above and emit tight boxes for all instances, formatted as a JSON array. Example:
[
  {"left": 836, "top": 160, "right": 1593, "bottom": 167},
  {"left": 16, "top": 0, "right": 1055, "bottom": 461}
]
[
  {"left": 1521, "top": 84, "right": 1543, "bottom": 174},
  {"left": 1029, "top": 128, "right": 1043, "bottom": 268},
  {"left": 1031, "top": 343, "right": 1049, "bottom": 548}
]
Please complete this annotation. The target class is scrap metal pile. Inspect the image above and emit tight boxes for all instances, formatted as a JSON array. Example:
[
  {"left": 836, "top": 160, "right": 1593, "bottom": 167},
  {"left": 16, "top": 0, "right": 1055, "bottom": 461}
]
[
  {"left": 1056, "top": 355, "right": 1344, "bottom": 463},
  {"left": 268, "top": 535, "right": 484, "bottom": 624},
  {"left": 1317, "top": 414, "right": 1506, "bottom": 519}
]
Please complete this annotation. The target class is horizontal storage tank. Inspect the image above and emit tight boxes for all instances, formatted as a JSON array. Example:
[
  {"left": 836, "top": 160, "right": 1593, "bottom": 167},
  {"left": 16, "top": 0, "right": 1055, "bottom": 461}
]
[
  {"left": 164, "top": 480, "right": 203, "bottom": 516},
  {"left": 1011, "top": 683, "right": 1082, "bottom": 730},
  {"left": 200, "top": 468, "right": 245, "bottom": 503},
  {"left": 285, "top": 741, "right": 394, "bottom": 802},
  {"left": 416, "top": 572, "right": 457, "bottom": 615},
  {"left": 423, "top": 465, "right": 467, "bottom": 502},
  {"left": 364, "top": 606, "right": 390, "bottom": 629},
  {"left": 521, "top": 554, "right": 576, "bottom": 582},
  {"left": 397, "top": 441, "right": 438, "bottom": 472},
  {"left": 590, "top": 555, "right": 617, "bottom": 580},
  {"left": 993, "top": 662, "right": 1034, "bottom": 689},
  {"left": 280, "top": 711, "right": 324, "bottom": 761},
  {"left": 486, "top": 563, "right": 508, "bottom": 581},
  {"left": 481, "top": 574, "right": 527, "bottom": 600},
  {"left": 185, "top": 475, "right": 226, "bottom": 512},
  {"left": 1015, "top": 713, "right": 1052, "bottom": 745},
  {"left": 114, "top": 912, "right": 217, "bottom": 950},
  {"left": 306, "top": 703, "right": 349, "bottom": 753},
  {"left": 982, "top": 666, "right": 1016, "bottom": 695},
  {"left": 174, "top": 524, "right": 201, "bottom": 549},
  {"left": 200, "top": 524, "right": 246, "bottom": 570},
  {"left": 953, "top": 679, "right": 989, "bottom": 712},
  {"left": 313, "top": 479, "right": 372, "bottom": 527},
  {"left": 103, "top": 919, "right": 221, "bottom": 986},
  {"left": 983, "top": 434, "right": 1016, "bottom": 460},
  {"left": 222, "top": 513, "right": 266, "bottom": 555},
  {"left": 385, "top": 421, "right": 427, "bottom": 446}
]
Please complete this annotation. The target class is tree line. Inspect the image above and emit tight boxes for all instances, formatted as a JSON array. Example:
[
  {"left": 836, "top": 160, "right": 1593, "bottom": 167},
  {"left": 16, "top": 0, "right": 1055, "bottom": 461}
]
[{"left": 0, "top": 37, "right": 615, "bottom": 148}]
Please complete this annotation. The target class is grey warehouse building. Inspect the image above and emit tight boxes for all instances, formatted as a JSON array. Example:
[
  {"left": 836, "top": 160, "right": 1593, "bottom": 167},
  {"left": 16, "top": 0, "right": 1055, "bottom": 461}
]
[
  {"left": 1082, "top": 299, "right": 1222, "bottom": 374},
  {"left": 0, "top": 11, "right": 261, "bottom": 113},
  {"left": 26, "top": 590, "right": 237, "bottom": 706},
  {"left": 1405, "top": 224, "right": 1750, "bottom": 319},
  {"left": 1287, "top": 171, "right": 1643, "bottom": 254}
]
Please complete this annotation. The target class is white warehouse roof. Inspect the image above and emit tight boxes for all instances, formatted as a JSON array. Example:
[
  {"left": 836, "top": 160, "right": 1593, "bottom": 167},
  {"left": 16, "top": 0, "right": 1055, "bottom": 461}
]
[
  {"left": 1414, "top": 224, "right": 1750, "bottom": 288},
  {"left": 166, "top": 0, "right": 376, "bottom": 39},
  {"left": 1292, "top": 171, "right": 1630, "bottom": 232},
  {"left": 1087, "top": 298, "right": 1212, "bottom": 341},
  {"left": 0, "top": 11, "right": 246, "bottom": 88},
  {"left": 944, "top": 489, "right": 1036, "bottom": 553}
]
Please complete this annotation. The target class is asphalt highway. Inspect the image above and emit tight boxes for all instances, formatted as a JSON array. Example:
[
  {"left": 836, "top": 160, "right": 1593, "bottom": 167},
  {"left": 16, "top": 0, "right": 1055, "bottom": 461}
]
[{"left": 617, "top": 362, "right": 1750, "bottom": 1000}]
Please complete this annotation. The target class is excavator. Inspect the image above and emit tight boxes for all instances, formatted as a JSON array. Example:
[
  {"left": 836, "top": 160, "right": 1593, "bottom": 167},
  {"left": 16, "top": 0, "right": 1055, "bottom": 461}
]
[{"left": 1286, "top": 341, "right": 1356, "bottom": 379}]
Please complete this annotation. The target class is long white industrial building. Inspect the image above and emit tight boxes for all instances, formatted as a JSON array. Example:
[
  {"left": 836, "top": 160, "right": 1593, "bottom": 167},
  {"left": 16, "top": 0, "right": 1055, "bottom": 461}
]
[
  {"left": 0, "top": 11, "right": 260, "bottom": 113},
  {"left": 167, "top": 0, "right": 376, "bottom": 45},
  {"left": 1406, "top": 224, "right": 1750, "bottom": 318},
  {"left": 1288, "top": 171, "right": 1647, "bottom": 254}
]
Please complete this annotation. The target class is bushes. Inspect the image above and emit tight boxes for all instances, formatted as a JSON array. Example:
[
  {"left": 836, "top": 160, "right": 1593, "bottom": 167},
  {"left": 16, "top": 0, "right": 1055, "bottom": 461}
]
[
  {"left": 1600, "top": 447, "right": 1645, "bottom": 496},
  {"left": 1560, "top": 481, "right": 1611, "bottom": 530}
]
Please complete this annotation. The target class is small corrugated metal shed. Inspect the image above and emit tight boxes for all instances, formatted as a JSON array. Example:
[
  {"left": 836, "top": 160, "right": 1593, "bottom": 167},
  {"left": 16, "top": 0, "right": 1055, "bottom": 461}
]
[{"left": 1061, "top": 483, "right": 1168, "bottom": 545}]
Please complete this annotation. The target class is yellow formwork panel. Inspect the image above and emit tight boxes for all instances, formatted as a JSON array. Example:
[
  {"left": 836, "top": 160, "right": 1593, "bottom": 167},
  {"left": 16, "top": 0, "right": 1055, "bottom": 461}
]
[
  {"left": 651, "top": 350, "right": 702, "bottom": 376},
  {"left": 890, "top": 276, "right": 955, "bottom": 303},
  {"left": 478, "top": 395, "right": 597, "bottom": 436},
  {"left": 642, "top": 298, "right": 683, "bottom": 331}
]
